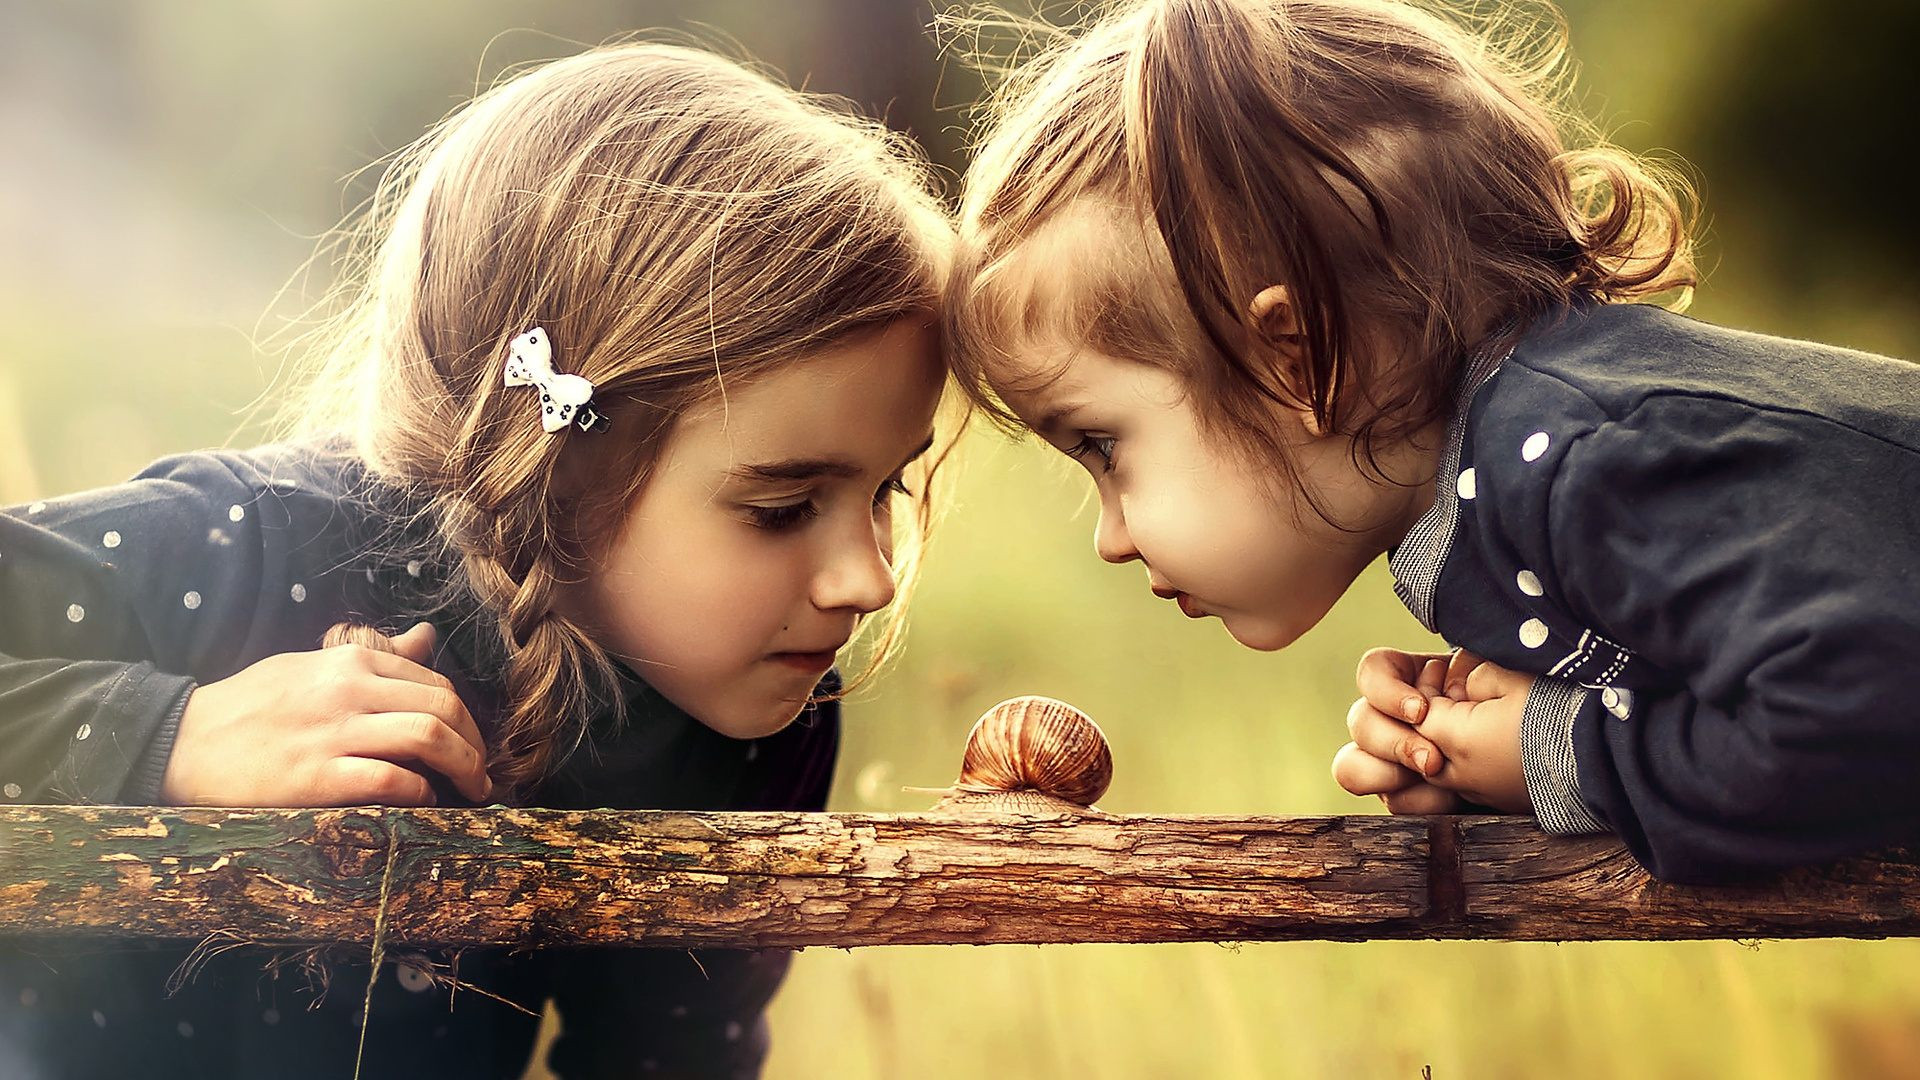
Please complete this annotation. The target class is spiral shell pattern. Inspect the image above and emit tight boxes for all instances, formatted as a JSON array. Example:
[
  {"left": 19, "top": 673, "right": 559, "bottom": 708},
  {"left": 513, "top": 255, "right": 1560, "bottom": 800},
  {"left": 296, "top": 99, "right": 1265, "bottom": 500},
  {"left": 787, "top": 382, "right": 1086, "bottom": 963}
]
[{"left": 955, "top": 696, "right": 1112, "bottom": 807}]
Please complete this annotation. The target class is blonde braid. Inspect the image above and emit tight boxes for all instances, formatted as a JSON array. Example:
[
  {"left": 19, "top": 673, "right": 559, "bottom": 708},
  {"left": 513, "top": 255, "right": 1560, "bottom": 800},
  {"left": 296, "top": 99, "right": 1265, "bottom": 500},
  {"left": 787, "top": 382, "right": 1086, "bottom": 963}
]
[{"left": 438, "top": 495, "right": 620, "bottom": 801}]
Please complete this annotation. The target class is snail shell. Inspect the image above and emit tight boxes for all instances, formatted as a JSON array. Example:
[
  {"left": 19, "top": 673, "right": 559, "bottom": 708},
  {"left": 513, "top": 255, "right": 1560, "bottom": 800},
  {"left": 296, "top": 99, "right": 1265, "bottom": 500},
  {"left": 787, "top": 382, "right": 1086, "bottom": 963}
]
[{"left": 936, "top": 696, "right": 1112, "bottom": 815}]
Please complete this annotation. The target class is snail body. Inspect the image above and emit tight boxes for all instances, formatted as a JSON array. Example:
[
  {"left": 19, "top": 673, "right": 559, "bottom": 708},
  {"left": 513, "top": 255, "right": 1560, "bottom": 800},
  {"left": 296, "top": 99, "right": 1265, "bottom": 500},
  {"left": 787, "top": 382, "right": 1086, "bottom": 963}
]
[{"left": 935, "top": 696, "right": 1113, "bottom": 815}]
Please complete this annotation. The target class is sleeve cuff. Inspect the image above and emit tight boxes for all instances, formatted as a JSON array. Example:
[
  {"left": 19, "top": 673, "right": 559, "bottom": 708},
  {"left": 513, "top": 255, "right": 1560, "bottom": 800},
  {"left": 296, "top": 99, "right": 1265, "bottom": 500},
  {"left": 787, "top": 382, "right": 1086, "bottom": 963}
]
[
  {"left": 113, "top": 672, "right": 196, "bottom": 806},
  {"left": 1520, "top": 676, "right": 1609, "bottom": 834}
]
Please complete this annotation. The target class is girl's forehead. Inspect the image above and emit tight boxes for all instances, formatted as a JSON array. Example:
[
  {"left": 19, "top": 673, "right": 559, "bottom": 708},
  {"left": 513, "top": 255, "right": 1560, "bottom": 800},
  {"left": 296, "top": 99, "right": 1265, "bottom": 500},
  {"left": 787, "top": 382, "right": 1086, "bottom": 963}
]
[
  {"left": 989, "top": 201, "right": 1144, "bottom": 309},
  {"left": 669, "top": 320, "right": 944, "bottom": 467},
  {"left": 966, "top": 205, "right": 1200, "bottom": 395}
]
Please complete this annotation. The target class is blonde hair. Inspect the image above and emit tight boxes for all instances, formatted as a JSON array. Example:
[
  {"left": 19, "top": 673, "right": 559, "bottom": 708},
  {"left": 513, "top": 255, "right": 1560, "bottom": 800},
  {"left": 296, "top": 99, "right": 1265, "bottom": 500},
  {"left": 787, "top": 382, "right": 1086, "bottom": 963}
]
[
  {"left": 277, "top": 43, "right": 954, "bottom": 799},
  {"left": 948, "top": 0, "right": 1695, "bottom": 512}
]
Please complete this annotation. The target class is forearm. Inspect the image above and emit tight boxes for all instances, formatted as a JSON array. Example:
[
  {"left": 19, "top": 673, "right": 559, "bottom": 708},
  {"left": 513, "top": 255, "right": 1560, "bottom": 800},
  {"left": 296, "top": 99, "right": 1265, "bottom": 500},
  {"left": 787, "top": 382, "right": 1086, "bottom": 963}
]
[
  {"left": 1568, "top": 677, "right": 1920, "bottom": 884},
  {"left": 1517, "top": 676, "right": 1607, "bottom": 835},
  {"left": 0, "top": 654, "right": 196, "bottom": 804}
]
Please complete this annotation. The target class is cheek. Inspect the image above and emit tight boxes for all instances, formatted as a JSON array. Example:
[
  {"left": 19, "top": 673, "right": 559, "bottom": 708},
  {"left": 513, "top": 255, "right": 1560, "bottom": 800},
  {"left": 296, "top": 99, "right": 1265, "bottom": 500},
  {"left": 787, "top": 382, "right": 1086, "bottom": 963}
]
[
  {"left": 592, "top": 516, "right": 802, "bottom": 670},
  {"left": 1127, "top": 466, "right": 1282, "bottom": 585}
]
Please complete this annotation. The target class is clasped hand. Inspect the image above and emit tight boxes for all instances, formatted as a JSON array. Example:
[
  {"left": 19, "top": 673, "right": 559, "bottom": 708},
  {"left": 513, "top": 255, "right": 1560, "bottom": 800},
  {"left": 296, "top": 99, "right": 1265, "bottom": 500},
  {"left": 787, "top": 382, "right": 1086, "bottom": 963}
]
[{"left": 1331, "top": 647, "right": 1534, "bottom": 815}]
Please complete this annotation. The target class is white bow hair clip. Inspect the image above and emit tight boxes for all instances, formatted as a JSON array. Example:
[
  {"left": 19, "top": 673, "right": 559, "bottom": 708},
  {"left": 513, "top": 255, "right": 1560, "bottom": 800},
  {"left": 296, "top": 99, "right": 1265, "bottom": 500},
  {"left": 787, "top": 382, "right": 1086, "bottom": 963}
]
[{"left": 504, "top": 327, "right": 609, "bottom": 434}]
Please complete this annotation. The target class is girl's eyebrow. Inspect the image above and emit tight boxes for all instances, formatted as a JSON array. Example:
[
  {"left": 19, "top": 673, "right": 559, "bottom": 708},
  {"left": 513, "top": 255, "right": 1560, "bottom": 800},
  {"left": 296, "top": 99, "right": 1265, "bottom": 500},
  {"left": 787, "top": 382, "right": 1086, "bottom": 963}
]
[
  {"left": 1033, "top": 401, "right": 1087, "bottom": 439},
  {"left": 729, "top": 432, "right": 937, "bottom": 483}
]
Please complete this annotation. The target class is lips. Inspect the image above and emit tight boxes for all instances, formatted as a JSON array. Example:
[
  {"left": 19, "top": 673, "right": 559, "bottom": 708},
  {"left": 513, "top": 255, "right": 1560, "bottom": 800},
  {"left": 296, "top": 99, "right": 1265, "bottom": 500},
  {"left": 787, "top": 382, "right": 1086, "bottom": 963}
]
[
  {"left": 1151, "top": 579, "right": 1207, "bottom": 618},
  {"left": 767, "top": 644, "right": 845, "bottom": 672}
]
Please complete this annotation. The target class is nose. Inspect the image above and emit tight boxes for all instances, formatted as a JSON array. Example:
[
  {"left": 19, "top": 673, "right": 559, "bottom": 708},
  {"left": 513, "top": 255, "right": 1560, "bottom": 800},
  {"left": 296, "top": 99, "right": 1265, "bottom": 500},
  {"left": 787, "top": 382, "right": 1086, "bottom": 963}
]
[
  {"left": 1093, "top": 491, "right": 1140, "bottom": 565},
  {"left": 812, "top": 519, "right": 899, "bottom": 614}
]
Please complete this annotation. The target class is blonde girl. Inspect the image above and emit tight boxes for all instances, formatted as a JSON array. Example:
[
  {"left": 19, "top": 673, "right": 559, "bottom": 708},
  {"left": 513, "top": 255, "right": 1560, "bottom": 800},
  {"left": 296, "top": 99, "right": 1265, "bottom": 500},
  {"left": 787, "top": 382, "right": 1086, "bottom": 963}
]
[{"left": 0, "top": 42, "right": 950, "bottom": 1077}]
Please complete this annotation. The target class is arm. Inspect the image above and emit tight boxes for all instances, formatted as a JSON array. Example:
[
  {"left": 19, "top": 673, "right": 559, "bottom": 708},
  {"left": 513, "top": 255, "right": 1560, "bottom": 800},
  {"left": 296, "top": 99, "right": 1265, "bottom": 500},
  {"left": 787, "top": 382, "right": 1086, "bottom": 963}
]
[
  {"left": 0, "top": 451, "right": 489, "bottom": 808},
  {"left": 0, "top": 454, "right": 263, "bottom": 804},
  {"left": 0, "top": 654, "right": 196, "bottom": 804},
  {"left": 1538, "top": 395, "right": 1920, "bottom": 882}
]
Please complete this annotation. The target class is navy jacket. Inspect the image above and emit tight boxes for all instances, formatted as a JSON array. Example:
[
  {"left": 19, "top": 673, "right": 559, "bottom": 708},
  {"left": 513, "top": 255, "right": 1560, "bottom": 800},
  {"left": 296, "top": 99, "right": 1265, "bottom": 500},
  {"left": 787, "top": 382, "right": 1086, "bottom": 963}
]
[
  {"left": 0, "top": 441, "right": 839, "bottom": 1079},
  {"left": 1390, "top": 302, "right": 1920, "bottom": 883}
]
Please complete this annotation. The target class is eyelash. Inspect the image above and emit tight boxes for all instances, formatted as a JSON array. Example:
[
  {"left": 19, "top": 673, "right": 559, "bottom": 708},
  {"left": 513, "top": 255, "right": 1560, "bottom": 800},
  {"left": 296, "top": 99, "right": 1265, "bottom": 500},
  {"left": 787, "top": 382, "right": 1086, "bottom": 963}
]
[
  {"left": 875, "top": 477, "right": 914, "bottom": 505},
  {"left": 1066, "top": 435, "right": 1116, "bottom": 474},
  {"left": 747, "top": 502, "right": 820, "bottom": 531},
  {"left": 746, "top": 477, "right": 915, "bottom": 532}
]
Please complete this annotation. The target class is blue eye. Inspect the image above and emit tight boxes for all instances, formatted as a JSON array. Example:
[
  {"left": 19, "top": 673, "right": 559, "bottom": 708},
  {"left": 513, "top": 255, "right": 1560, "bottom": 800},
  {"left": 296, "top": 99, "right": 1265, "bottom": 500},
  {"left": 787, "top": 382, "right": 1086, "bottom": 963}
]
[
  {"left": 748, "top": 502, "right": 819, "bottom": 531},
  {"left": 1065, "top": 435, "right": 1116, "bottom": 474}
]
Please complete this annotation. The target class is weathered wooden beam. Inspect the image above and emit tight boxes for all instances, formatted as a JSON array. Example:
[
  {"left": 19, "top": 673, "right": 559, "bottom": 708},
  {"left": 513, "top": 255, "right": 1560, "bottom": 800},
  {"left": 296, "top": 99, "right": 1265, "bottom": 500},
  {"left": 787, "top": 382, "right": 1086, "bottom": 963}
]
[{"left": 2, "top": 806, "right": 1916, "bottom": 947}]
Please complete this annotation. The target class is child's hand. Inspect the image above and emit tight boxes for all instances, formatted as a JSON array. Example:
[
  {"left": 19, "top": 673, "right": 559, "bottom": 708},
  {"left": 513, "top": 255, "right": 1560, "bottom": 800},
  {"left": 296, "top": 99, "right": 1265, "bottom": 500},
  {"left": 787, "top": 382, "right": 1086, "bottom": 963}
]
[
  {"left": 1333, "top": 647, "right": 1529, "bottom": 814},
  {"left": 1420, "top": 661, "right": 1536, "bottom": 810},
  {"left": 161, "top": 622, "right": 493, "bottom": 807},
  {"left": 1332, "top": 647, "right": 1472, "bottom": 813},
  {"left": 1409, "top": 657, "right": 1535, "bottom": 814}
]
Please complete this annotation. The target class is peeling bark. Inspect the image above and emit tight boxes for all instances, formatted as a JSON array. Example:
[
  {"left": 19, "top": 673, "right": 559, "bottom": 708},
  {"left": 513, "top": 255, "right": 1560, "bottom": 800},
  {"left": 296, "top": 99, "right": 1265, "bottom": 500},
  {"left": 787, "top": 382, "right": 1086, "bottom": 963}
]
[{"left": 1, "top": 807, "right": 1914, "bottom": 946}]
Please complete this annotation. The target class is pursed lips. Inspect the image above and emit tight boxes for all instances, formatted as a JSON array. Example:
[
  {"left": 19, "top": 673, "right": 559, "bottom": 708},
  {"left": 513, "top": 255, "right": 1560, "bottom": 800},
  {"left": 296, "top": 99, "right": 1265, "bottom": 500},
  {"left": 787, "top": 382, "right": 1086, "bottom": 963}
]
[{"left": 1150, "top": 583, "right": 1207, "bottom": 619}]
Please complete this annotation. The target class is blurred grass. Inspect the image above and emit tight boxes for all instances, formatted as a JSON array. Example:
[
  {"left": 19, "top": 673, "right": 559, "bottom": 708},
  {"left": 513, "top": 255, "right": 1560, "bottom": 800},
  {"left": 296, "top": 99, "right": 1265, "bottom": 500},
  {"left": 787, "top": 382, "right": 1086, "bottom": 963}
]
[{"left": 5, "top": 1, "right": 1920, "bottom": 1077}]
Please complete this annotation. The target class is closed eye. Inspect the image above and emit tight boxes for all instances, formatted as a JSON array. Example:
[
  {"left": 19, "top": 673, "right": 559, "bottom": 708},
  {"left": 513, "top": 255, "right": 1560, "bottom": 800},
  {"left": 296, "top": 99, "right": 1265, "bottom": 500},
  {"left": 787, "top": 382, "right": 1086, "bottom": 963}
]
[{"left": 746, "top": 500, "right": 819, "bottom": 531}]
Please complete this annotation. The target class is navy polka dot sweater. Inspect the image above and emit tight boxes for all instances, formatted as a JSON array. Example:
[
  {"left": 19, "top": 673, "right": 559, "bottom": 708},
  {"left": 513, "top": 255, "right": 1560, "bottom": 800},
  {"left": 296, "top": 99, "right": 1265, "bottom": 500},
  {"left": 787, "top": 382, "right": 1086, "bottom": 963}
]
[
  {"left": 1390, "top": 302, "right": 1920, "bottom": 883},
  {"left": 0, "top": 441, "right": 839, "bottom": 1079}
]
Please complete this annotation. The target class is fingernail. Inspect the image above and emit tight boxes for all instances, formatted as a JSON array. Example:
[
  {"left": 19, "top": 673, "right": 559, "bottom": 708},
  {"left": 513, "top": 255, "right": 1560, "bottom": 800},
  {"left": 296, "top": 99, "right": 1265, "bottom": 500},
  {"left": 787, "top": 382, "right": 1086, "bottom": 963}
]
[
  {"left": 1402, "top": 696, "right": 1425, "bottom": 723},
  {"left": 1447, "top": 681, "right": 1466, "bottom": 699},
  {"left": 1413, "top": 748, "right": 1431, "bottom": 774}
]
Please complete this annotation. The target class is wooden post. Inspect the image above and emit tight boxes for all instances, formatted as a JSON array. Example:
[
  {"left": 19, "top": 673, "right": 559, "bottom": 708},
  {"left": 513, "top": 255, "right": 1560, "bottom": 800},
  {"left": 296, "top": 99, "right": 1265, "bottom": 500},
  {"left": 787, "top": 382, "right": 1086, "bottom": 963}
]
[{"left": 4, "top": 805, "right": 1918, "bottom": 947}]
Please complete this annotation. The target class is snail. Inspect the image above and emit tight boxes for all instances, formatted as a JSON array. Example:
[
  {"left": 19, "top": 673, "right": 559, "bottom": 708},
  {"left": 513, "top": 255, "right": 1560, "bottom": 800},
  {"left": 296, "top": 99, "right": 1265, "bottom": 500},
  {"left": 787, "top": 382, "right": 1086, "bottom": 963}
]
[{"left": 933, "top": 696, "right": 1113, "bottom": 815}]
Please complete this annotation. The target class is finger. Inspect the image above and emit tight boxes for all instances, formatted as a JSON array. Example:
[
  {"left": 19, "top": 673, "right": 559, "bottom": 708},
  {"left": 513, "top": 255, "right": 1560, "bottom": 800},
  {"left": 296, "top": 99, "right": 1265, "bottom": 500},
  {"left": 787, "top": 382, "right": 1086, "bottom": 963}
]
[
  {"left": 1415, "top": 657, "right": 1447, "bottom": 699},
  {"left": 341, "top": 667, "right": 487, "bottom": 777},
  {"left": 1444, "top": 649, "right": 1489, "bottom": 699},
  {"left": 318, "top": 757, "right": 438, "bottom": 807},
  {"left": 338, "top": 712, "right": 491, "bottom": 803},
  {"left": 1464, "top": 658, "right": 1530, "bottom": 701},
  {"left": 1331, "top": 741, "right": 1424, "bottom": 796},
  {"left": 387, "top": 622, "right": 438, "bottom": 667},
  {"left": 1382, "top": 782, "right": 1467, "bottom": 815},
  {"left": 1402, "top": 698, "right": 1492, "bottom": 796},
  {"left": 1355, "top": 647, "right": 1449, "bottom": 724},
  {"left": 1346, "top": 696, "right": 1445, "bottom": 777},
  {"left": 338, "top": 647, "right": 488, "bottom": 764}
]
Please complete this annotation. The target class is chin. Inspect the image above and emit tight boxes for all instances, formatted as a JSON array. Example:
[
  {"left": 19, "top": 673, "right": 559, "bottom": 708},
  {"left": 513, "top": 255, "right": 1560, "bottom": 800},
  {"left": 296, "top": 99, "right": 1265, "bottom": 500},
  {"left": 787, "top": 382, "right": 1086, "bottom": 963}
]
[
  {"left": 693, "top": 698, "right": 811, "bottom": 740},
  {"left": 1222, "top": 616, "right": 1308, "bottom": 652}
]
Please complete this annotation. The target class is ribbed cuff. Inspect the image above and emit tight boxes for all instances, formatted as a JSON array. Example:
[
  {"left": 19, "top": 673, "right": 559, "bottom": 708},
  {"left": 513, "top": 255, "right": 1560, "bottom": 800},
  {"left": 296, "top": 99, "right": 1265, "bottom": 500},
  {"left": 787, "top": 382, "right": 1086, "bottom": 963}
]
[
  {"left": 1520, "top": 676, "right": 1608, "bottom": 834},
  {"left": 115, "top": 674, "right": 196, "bottom": 805}
]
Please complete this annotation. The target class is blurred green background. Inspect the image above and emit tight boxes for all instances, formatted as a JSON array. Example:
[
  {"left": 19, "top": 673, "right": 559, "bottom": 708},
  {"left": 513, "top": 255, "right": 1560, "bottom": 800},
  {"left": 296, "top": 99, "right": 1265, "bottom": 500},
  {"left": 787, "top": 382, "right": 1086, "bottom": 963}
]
[{"left": 4, "top": 2, "right": 1918, "bottom": 1078}]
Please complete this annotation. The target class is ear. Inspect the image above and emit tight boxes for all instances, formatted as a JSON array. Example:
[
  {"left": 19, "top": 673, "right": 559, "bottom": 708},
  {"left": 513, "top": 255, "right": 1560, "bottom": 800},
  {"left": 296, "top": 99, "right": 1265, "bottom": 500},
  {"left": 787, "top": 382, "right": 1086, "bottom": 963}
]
[
  {"left": 1248, "top": 284, "right": 1301, "bottom": 339},
  {"left": 1247, "top": 284, "right": 1329, "bottom": 438}
]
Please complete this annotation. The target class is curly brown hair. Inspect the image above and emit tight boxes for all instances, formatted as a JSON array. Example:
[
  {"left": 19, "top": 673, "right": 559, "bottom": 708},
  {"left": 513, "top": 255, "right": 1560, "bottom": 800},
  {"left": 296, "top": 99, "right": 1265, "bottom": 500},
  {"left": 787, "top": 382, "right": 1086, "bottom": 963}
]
[{"left": 947, "top": 0, "right": 1696, "bottom": 520}]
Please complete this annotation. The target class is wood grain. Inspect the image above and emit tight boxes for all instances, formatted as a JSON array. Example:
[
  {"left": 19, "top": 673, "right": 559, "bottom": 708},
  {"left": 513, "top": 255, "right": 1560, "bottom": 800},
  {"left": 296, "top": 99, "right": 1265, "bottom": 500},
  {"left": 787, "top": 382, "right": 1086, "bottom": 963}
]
[{"left": 2, "top": 807, "right": 1913, "bottom": 946}]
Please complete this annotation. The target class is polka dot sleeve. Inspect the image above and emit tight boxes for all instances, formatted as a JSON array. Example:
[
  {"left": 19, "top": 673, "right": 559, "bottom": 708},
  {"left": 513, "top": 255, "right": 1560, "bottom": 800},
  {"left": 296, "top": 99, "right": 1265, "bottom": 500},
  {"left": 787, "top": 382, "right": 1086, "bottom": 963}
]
[
  {"left": 1540, "top": 394, "right": 1920, "bottom": 882},
  {"left": 1410, "top": 303, "right": 1920, "bottom": 882},
  {"left": 0, "top": 450, "right": 300, "bottom": 805}
]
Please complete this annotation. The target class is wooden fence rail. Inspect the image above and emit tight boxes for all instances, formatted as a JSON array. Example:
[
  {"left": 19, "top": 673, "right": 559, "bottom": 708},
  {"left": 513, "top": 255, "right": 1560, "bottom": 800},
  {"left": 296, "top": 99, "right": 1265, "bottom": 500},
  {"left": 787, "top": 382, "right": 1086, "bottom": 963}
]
[{"left": 4, "top": 805, "right": 1918, "bottom": 947}]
